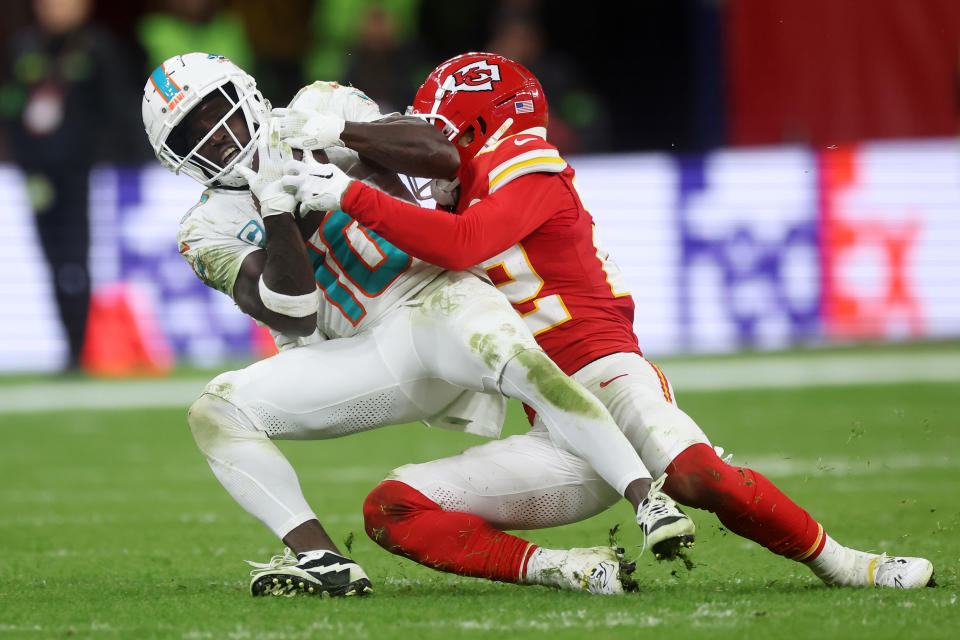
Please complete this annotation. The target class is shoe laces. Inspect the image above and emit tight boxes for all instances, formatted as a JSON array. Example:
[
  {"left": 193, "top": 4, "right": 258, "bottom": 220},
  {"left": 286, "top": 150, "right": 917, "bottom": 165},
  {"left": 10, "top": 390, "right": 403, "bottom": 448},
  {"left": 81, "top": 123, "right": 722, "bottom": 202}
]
[
  {"left": 637, "top": 475, "right": 680, "bottom": 524},
  {"left": 639, "top": 498, "right": 678, "bottom": 522},
  {"left": 245, "top": 547, "right": 298, "bottom": 575}
]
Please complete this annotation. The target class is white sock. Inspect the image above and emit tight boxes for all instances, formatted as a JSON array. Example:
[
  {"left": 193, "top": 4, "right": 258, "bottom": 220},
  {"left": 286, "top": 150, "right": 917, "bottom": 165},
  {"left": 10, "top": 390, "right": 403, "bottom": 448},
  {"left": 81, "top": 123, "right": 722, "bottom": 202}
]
[
  {"left": 188, "top": 394, "right": 317, "bottom": 539},
  {"left": 806, "top": 534, "right": 879, "bottom": 586},
  {"left": 524, "top": 547, "right": 567, "bottom": 588}
]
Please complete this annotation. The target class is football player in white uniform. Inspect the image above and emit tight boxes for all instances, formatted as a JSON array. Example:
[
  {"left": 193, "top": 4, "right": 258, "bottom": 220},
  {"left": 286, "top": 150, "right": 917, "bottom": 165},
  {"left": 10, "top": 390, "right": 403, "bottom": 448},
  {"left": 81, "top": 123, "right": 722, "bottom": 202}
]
[{"left": 142, "top": 53, "right": 692, "bottom": 598}]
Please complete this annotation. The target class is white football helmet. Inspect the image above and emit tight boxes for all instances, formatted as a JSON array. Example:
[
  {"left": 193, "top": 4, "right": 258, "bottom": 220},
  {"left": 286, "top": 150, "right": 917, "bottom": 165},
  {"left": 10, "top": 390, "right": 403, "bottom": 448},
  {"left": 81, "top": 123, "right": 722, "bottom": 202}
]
[{"left": 142, "top": 52, "right": 269, "bottom": 187}]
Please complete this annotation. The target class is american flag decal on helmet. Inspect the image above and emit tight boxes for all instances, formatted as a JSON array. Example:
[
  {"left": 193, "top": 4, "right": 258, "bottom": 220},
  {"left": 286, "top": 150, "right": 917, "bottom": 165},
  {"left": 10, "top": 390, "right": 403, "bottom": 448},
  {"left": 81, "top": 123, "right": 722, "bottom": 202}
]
[{"left": 514, "top": 100, "right": 534, "bottom": 114}]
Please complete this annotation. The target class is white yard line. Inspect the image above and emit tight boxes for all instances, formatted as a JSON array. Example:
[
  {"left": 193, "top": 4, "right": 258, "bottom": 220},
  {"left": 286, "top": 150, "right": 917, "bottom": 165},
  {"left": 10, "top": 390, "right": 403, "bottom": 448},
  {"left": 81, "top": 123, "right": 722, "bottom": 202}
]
[
  {"left": 658, "top": 351, "right": 960, "bottom": 391},
  {"left": 0, "top": 351, "right": 957, "bottom": 414},
  {"left": 0, "top": 378, "right": 206, "bottom": 413},
  {"left": 724, "top": 452, "right": 957, "bottom": 478}
]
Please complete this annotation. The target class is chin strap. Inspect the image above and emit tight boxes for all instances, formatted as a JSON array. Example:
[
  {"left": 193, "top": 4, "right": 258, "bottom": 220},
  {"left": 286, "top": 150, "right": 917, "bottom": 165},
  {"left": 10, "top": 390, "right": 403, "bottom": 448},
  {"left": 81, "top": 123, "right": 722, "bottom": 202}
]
[{"left": 478, "top": 118, "right": 514, "bottom": 155}]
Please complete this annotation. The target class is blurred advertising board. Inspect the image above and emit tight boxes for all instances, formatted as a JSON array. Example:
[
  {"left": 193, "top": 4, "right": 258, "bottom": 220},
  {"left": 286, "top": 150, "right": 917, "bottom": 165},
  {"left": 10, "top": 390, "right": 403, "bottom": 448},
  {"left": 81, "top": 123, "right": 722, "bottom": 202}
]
[{"left": 2, "top": 139, "right": 959, "bottom": 372}]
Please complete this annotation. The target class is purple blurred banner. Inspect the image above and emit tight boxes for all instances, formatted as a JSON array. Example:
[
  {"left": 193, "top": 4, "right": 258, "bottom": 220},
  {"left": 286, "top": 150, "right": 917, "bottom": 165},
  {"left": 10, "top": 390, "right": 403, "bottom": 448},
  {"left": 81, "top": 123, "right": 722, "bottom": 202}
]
[{"left": 2, "top": 139, "right": 960, "bottom": 373}]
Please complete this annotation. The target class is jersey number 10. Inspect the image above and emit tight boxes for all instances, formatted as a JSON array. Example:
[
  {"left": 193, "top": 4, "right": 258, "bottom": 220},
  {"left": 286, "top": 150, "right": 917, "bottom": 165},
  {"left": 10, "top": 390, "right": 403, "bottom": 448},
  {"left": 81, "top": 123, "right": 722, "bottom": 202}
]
[{"left": 306, "top": 210, "right": 411, "bottom": 324}]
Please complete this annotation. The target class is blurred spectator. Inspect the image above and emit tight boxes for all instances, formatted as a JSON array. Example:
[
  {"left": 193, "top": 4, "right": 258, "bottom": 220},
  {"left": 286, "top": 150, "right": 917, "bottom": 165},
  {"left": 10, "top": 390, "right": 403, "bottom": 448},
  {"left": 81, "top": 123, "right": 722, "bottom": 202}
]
[
  {"left": 138, "top": 0, "right": 253, "bottom": 70},
  {"left": 342, "top": 4, "right": 429, "bottom": 114},
  {"left": 305, "top": 0, "right": 420, "bottom": 86},
  {"left": 486, "top": 1, "right": 611, "bottom": 154},
  {"left": 0, "top": 0, "right": 34, "bottom": 161},
  {"left": 228, "top": 0, "right": 313, "bottom": 105},
  {"left": 416, "top": 0, "right": 493, "bottom": 62},
  {"left": 0, "top": 0, "right": 146, "bottom": 371}
]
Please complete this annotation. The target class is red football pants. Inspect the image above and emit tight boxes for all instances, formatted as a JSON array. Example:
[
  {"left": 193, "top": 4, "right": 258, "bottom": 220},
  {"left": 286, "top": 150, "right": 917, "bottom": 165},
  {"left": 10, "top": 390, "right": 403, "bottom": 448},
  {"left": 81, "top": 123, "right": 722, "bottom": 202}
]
[{"left": 363, "top": 480, "right": 536, "bottom": 583}]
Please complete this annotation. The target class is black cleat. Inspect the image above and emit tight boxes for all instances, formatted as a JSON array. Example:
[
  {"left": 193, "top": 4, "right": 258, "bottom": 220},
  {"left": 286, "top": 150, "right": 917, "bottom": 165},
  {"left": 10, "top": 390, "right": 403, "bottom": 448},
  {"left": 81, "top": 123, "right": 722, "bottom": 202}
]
[
  {"left": 637, "top": 475, "right": 696, "bottom": 560},
  {"left": 246, "top": 548, "right": 373, "bottom": 598}
]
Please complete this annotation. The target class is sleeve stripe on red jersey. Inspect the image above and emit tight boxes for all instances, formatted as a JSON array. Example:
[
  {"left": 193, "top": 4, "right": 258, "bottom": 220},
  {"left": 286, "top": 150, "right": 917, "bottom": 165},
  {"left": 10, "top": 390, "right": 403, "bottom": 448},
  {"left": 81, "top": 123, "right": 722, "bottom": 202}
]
[{"left": 488, "top": 149, "right": 567, "bottom": 193}]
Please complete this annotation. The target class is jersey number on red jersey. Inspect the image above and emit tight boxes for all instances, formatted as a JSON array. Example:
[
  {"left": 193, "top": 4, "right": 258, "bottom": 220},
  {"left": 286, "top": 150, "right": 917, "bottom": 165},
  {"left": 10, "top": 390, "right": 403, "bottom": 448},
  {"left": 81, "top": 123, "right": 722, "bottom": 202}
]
[{"left": 484, "top": 243, "right": 571, "bottom": 335}]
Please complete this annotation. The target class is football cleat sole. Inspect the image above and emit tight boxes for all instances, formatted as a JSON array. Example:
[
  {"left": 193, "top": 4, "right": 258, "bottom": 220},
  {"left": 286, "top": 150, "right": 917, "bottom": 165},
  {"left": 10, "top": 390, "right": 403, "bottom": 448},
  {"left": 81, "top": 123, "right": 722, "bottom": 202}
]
[
  {"left": 652, "top": 533, "right": 696, "bottom": 561},
  {"left": 251, "top": 574, "right": 373, "bottom": 598}
]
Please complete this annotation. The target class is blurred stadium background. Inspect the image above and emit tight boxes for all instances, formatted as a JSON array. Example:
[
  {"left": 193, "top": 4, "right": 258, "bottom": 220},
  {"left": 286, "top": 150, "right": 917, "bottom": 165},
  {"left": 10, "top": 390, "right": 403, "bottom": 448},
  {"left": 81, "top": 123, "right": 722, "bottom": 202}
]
[
  {"left": 1, "top": 0, "right": 959, "bottom": 496},
  {"left": 2, "top": 0, "right": 960, "bottom": 374}
]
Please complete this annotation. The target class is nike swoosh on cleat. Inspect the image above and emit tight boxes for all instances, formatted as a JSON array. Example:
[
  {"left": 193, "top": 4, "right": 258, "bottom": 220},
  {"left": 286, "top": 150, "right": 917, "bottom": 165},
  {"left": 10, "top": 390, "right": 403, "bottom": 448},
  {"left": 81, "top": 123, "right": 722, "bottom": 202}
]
[
  {"left": 599, "top": 374, "right": 629, "bottom": 388},
  {"left": 314, "top": 172, "right": 333, "bottom": 179}
]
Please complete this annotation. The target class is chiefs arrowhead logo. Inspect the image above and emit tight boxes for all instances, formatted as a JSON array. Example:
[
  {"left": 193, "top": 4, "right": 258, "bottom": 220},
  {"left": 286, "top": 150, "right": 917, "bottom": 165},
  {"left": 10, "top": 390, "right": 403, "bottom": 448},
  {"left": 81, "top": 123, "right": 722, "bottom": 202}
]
[{"left": 448, "top": 61, "right": 501, "bottom": 92}]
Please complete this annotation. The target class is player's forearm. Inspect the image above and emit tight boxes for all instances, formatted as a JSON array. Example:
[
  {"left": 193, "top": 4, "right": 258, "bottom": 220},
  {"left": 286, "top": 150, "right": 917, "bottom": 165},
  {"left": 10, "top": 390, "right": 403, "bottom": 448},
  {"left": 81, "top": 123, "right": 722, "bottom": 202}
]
[
  {"left": 342, "top": 182, "right": 509, "bottom": 270},
  {"left": 233, "top": 248, "right": 317, "bottom": 337},
  {"left": 261, "top": 215, "right": 316, "bottom": 294},
  {"left": 342, "top": 117, "right": 460, "bottom": 178},
  {"left": 257, "top": 215, "right": 318, "bottom": 336},
  {"left": 248, "top": 295, "right": 316, "bottom": 337}
]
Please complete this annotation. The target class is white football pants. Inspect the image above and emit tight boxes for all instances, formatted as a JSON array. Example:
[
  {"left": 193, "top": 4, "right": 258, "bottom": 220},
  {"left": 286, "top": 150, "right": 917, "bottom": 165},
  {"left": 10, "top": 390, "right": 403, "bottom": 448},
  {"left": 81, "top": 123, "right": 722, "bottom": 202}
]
[
  {"left": 390, "top": 352, "right": 712, "bottom": 530},
  {"left": 188, "top": 272, "right": 651, "bottom": 538}
]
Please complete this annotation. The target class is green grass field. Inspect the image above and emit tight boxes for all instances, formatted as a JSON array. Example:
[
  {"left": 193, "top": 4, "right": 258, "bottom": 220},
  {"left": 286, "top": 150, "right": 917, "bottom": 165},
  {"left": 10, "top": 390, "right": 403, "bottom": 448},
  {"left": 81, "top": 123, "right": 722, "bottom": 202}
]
[{"left": 1, "top": 347, "right": 958, "bottom": 639}]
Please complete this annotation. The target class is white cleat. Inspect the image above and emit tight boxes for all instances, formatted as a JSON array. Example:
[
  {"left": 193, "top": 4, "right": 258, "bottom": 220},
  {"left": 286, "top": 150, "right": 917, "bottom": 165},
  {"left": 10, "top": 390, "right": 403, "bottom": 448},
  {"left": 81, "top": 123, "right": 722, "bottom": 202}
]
[
  {"left": 636, "top": 475, "right": 696, "bottom": 560},
  {"left": 872, "top": 554, "right": 936, "bottom": 589},
  {"left": 550, "top": 547, "right": 638, "bottom": 594}
]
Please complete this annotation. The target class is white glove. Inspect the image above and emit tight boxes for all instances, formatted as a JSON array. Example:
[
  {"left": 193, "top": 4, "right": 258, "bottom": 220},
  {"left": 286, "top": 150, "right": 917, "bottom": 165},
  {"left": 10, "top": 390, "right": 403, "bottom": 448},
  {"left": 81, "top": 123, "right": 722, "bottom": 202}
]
[
  {"left": 429, "top": 177, "right": 460, "bottom": 207},
  {"left": 268, "top": 326, "right": 326, "bottom": 352},
  {"left": 272, "top": 107, "right": 346, "bottom": 150},
  {"left": 281, "top": 154, "right": 354, "bottom": 212},
  {"left": 235, "top": 125, "right": 297, "bottom": 218}
]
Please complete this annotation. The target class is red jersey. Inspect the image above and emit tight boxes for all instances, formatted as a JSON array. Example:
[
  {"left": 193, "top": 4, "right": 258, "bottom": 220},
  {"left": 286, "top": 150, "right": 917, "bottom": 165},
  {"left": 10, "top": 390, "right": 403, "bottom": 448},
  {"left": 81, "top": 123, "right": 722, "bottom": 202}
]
[{"left": 341, "top": 131, "right": 642, "bottom": 374}]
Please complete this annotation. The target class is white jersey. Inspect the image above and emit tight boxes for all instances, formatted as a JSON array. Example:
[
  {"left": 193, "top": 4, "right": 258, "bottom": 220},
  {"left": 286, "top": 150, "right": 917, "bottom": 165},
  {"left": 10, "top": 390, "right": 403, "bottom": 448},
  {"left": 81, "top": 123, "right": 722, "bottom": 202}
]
[{"left": 177, "top": 82, "right": 444, "bottom": 339}]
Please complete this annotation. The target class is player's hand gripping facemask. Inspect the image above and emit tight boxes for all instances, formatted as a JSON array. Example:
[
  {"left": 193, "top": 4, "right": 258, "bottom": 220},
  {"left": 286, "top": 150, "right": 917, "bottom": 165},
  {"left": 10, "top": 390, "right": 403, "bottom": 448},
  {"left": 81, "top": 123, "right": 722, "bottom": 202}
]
[{"left": 236, "top": 123, "right": 297, "bottom": 218}]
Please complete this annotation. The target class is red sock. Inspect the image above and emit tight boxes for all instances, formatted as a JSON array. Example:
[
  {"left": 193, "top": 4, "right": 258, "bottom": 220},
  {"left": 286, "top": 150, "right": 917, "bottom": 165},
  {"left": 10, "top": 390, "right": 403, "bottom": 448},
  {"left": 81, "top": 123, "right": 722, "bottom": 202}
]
[
  {"left": 363, "top": 480, "right": 538, "bottom": 583},
  {"left": 664, "top": 443, "right": 826, "bottom": 561}
]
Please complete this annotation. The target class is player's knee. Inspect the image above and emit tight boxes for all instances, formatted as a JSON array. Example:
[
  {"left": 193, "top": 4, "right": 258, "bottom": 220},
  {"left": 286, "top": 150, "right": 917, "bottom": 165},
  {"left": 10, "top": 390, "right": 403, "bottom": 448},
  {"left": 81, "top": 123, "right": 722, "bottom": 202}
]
[
  {"left": 362, "top": 482, "right": 390, "bottom": 542},
  {"left": 509, "top": 348, "right": 559, "bottom": 377},
  {"left": 187, "top": 391, "right": 255, "bottom": 453},
  {"left": 507, "top": 348, "right": 603, "bottom": 409},
  {"left": 363, "top": 479, "right": 436, "bottom": 545},
  {"left": 187, "top": 394, "right": 225, "bottom": 453}
]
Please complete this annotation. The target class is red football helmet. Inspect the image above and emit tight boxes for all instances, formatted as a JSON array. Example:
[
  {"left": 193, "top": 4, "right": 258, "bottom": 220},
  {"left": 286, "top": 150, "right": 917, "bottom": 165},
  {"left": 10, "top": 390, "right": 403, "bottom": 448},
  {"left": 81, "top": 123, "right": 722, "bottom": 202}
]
[{"left": 410, "top": 52, "right": 548, "bottom": 166}]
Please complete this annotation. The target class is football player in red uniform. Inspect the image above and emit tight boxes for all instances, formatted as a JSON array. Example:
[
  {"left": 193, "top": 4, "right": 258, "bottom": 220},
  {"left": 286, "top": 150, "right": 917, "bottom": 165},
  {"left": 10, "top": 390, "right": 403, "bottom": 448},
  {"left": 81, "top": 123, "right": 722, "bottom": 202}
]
[{"left": 278, "top": 53, "right": 934, "bottom": 589}]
